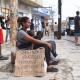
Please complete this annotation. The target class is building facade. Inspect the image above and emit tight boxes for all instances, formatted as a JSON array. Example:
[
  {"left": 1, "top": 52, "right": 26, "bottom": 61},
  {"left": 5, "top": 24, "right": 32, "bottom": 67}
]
[
  {"left": 0, "top": 0, "right": 52, "bottom": 32},
  {"left": 0, "top": 0, "right": 43, "bottom": 18}
]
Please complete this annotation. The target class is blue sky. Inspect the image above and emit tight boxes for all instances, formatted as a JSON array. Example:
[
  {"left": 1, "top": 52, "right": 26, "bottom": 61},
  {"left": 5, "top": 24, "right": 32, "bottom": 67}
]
[{"left": 43, "top": 0, "right": 80, "bottom": 21}]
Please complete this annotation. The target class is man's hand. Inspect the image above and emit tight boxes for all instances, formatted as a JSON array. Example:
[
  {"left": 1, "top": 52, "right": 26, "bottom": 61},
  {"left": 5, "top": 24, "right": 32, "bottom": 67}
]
[{"left": 45, "top": 42, "right": 52, "bottom": 50}]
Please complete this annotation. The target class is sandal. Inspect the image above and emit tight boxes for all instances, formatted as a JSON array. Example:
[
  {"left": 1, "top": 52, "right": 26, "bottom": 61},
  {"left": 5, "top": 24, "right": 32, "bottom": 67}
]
[
  {"left": 47, "top": 67, "right": 58, "bottom": 72},
  {"left": 49, "top": 60, "right": 59, "bottom": 65}
]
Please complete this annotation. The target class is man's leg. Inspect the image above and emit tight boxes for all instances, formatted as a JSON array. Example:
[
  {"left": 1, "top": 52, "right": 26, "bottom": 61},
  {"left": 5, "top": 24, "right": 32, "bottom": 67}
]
[
  {"left": 75, "top": 36, "right": 78, "bottom": 45},
  {"left": 33, "top": 44, "right": 51, "bottom": 65},
  {"left": 0, "top": 44, "right": 8, "bottom": 60},
  {"left": 0, "top": 44, "right": 2, "bottom": 56},
  {"left": 5, "top": 29, "right": 8, "bottom": 42},
  {"left": 47, "top": 41, "right": 57, "bottom": 57},
  {"left": 33, "top": 44, "right": 58, "bottom": 72},
  {"left": 46, "top": 41, "right": 60, "bottom": 65}
]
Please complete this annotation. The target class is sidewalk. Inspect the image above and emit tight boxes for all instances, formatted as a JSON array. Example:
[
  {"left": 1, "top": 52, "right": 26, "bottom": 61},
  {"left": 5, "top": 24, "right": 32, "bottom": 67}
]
[
  {"left": 0, "top": 34, "right": 80, "bottom": 80},
  {"left": 56, "top": 35, "right": 80, "bottom": 80}
]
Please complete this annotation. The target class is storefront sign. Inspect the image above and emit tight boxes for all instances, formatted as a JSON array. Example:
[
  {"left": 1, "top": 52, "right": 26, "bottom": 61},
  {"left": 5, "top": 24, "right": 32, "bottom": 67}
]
[{"left": 38, "top": 8, "right": 50, "bottom": 15}]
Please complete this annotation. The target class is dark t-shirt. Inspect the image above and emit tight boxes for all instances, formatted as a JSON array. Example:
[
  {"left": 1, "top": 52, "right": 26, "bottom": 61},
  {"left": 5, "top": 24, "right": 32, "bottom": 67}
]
[{"left": 74, "top": 16, "right": 80, "bottom": 32}]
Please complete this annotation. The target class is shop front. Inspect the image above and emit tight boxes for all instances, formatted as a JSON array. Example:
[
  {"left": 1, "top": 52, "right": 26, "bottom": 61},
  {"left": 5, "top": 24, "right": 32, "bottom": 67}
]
[{"left": 31, "top": 8, "right": 50, "bottom": 32}]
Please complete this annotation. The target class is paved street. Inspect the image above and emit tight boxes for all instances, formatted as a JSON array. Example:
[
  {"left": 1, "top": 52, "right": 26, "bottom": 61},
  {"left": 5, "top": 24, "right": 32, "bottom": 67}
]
[
  {"left": 0, "top": 34, "right": 80, "bottom": 80},
  {"left": 56, "top": 36, "right": 80, "bottom": 80}
]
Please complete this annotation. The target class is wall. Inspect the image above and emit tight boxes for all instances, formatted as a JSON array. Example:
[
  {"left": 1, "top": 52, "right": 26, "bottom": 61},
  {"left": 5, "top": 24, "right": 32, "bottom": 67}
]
[
  {"left": 18, "top": 2, "right": 32, "bottom": 19},
  {"left": 30, "top": 0, "right": 43, "bottom": 6}
]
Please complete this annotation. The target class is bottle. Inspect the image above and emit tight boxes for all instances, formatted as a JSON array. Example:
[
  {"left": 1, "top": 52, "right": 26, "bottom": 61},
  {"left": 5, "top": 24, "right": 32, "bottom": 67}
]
[{"left": 44, "top": 60, "right": 47, "bottom": 74}]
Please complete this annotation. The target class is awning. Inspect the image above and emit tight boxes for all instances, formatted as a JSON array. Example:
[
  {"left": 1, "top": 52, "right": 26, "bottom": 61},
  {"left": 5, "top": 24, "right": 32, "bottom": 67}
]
[
  {"left": 32, "top": 8, "right": 50, "bottom": 17},
  {"left": 19, "top": 0, "right": 43, "bottom": 7}
]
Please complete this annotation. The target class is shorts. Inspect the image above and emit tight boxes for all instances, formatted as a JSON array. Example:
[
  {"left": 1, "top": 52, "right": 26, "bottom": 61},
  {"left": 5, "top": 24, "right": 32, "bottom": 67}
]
[
  {"left": 74, "top": 33, "right": 80, "bottom": 36},
  {"left": 74, "top": 30, "right": 80, "bottom": 36}
]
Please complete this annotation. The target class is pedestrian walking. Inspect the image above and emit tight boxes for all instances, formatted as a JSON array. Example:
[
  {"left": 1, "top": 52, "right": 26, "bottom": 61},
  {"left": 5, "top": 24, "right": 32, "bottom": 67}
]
[
  {"left": 74, "top": 11, "right": 80, "bottom": 45},
  {"left": 0, "top": 17, "right": 8, "bottom": 60}
]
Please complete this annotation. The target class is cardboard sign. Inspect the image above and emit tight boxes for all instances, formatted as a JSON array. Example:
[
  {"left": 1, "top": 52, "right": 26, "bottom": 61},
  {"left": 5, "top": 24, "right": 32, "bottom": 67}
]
[{"left": 14, "top": 47, "right": 45, "bottom": 77}]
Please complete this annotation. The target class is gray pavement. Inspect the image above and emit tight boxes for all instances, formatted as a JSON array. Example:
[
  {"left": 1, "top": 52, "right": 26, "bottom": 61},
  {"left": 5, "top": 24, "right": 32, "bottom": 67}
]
[{"left": 0, "top": 34, "right": 80, "bottom": 80}]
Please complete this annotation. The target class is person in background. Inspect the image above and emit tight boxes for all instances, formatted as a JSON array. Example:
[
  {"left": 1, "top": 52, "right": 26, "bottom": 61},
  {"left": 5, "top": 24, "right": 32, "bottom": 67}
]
[
  {"left": 5, "top": 19, "right": 10, "bottom": 42},
  {"left": 30, "top": 19, "right": 34, "bottom": 31},
  {"left": 74, "top": 11, "right": 80, "bottom": 45},
  {"left": 16, "top": 17, "right": 59, "bottom": 72},
  {"left": 0, "top": 16, "right": 8, "bottom": 60}
]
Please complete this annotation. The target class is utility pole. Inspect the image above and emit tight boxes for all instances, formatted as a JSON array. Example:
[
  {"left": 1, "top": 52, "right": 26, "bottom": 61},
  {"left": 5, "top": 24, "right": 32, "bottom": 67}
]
[{"left": 58, "top": 0, "right": 62, "bottom": 39}]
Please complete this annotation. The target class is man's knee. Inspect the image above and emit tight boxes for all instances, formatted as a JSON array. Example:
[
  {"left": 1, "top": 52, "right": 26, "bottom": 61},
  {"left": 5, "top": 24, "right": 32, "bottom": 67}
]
[{"left": 48, "top": 41, "right": 56, "bottom": 47}]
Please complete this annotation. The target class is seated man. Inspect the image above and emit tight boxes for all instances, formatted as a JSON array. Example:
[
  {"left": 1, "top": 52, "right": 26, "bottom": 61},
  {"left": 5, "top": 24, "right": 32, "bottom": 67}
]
[{"left": 16, "top": 17, "right": 59, "bottom": 72}]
